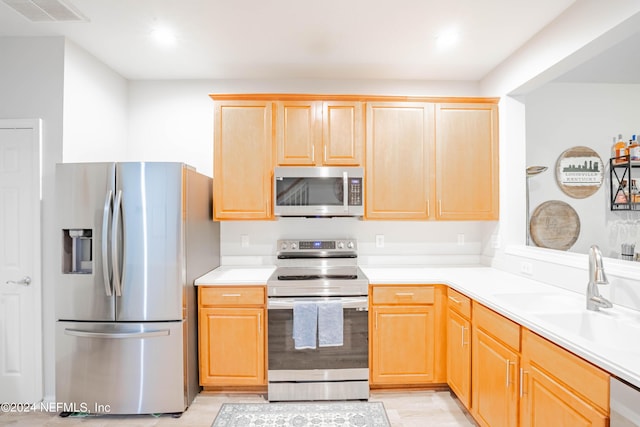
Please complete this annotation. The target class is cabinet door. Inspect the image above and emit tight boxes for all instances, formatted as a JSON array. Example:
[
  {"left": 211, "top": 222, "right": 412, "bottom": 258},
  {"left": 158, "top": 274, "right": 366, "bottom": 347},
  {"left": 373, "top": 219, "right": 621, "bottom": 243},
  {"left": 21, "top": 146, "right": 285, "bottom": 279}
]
[
  {"left": 213, "top": 101, "right": 273, "bottom": 219},
  {"left": 520, "top": 364, "right": 607, "bottom": 427},
  {"left": 276, "top": 100, "right": 363, "bottom": 166},
  {"left": 322, "top": 101, "right": 363, "bottom": 165},
  {"left": 520, "top": 328, "right": 609, "bottom": 427},
  {"left": 199, "top": 307, "right": 265, "bottom": 386},
  {"left": 366, "top": 102, "right": 435, "bottom": 219},
  {"left": 371, "top": 305, "right": 435, "bottom": 384},
  {"left": 435, "top": 103, "right": 498, "bottom": 220},
  {"left": 276, "top": 101, "right": 320, "bottom": 165},
  {"left": 447, "top": 308, "right": 471, "bottom": 409},
  {"left": 472, "top": 328, "right": 519, "bottom": 427}
]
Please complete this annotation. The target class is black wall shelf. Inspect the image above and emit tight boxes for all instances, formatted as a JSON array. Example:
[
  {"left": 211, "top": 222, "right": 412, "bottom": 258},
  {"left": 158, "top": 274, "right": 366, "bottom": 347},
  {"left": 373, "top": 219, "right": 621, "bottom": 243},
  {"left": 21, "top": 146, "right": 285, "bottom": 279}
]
[{"left": 610, "top": 156, "right": 640, "bottom": 211}]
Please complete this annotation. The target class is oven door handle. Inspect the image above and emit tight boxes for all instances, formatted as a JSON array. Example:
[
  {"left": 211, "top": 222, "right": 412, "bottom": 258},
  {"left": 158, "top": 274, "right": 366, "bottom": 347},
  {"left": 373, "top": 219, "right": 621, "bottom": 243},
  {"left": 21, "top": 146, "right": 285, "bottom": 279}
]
[{"left": 267, "top": 296, "right": 368, "bottom": 310}]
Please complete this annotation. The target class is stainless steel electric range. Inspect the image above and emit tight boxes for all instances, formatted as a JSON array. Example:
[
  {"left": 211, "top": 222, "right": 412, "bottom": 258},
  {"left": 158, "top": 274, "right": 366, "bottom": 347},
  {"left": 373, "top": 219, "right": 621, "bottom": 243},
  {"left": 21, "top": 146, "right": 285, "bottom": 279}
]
[{"left": 266, "top": 238, "right": 369, "bottom": 401}]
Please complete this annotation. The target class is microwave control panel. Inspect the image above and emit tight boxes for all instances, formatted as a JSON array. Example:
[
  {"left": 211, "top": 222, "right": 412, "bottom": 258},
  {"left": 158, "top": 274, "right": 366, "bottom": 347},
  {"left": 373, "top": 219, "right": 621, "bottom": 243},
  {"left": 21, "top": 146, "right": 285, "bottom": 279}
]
[{"left": 348, "top": 178, "right": 363, "bottom": 206}]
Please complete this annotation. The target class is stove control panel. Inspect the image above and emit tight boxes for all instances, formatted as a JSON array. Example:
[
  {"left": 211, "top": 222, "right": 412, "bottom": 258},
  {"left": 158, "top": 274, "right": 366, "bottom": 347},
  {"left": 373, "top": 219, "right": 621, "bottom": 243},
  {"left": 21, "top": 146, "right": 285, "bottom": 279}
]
[{"left": 277, "top": 239, "right": 357, "bottom": 253}]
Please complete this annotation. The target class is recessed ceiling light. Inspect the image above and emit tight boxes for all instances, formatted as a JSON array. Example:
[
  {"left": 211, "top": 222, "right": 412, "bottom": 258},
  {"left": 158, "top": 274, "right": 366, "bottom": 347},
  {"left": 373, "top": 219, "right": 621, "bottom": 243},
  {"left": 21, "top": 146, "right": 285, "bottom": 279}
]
[
  {"left": 435, "top": 28, "right": 459, "bottom": 50},
  {"left": 151, "top": 26, "right": 177, "bottom": 47}
]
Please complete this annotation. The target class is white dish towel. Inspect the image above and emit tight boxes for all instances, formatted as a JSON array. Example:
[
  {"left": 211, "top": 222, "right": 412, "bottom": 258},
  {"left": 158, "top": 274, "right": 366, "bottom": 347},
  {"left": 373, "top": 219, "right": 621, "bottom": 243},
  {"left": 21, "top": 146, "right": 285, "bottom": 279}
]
[
  {"left": 318, "top": 301, "right": 344, "bottom": 347},
  {"left": 293, "top": 301, "right": 318, "bottom": 349}
]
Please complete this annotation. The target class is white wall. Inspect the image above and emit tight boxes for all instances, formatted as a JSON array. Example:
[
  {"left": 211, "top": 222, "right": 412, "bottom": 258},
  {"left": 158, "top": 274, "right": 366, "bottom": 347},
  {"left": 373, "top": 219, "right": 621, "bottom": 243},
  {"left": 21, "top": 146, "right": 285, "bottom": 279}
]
[
  {"left": 0, "top": 36, "right": 130, "bottom": 403},
  {"left": 0, "top": 36, "right": 66, "bottom": 403},
  {"left": 127, "top": 80, "right": 216, "bottom": 175},
  {"left": 220, "top": 219, "right": 498, "bottom": 266},
  {"left": 526, "top": 82, "right": 640, "bottom": 258},
  {"left": 63, "top": 40, "right": 128, "bottom": 162},
  {"left": 126, "top": 79, "right": 496, "bottom": 263},
  {"left": 481, "top": 1, "right": 640, "bottom": 97},
  {"left": 480, "top": 2, "right": 640, "bottom": 311},
  {"left": 126, "top": 79, "right": 481, "bottom": 177}
]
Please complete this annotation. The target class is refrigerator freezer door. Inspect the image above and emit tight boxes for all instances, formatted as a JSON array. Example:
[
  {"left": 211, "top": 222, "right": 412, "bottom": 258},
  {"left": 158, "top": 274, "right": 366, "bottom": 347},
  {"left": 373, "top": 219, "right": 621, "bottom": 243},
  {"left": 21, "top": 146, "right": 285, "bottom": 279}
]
[
  {"left": 55, "top": 163, "right": 116, "bottom": 321},
  {"left": 55, "top": 321, "right": 185, "bottom": 414},
  {"left": 115, "top": 162, "right": 184, "bottom": 321}
]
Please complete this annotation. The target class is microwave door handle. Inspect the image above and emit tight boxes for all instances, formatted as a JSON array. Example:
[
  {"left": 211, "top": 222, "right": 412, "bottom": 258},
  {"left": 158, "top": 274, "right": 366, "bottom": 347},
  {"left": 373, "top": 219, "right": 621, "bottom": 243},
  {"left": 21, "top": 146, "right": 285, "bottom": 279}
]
[{"left": 343, "top": 171, "right": 348, "bottom": 212}]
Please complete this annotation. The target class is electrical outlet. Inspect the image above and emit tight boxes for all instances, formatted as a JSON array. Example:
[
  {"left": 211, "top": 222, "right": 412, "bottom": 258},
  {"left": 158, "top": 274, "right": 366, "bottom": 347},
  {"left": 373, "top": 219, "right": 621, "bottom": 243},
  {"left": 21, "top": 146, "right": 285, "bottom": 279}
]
[
  {"left": 457, "top": 233, "right": 465, "bottom": 245},
  {"left": 241, "top": 234, "right": 249, "bottom": 248},
  {"left": 375, "top": 234, "right": 385, "bottom": 248},
  {"left": 520, "top": 261, "right": 533, "bottom": 276}
]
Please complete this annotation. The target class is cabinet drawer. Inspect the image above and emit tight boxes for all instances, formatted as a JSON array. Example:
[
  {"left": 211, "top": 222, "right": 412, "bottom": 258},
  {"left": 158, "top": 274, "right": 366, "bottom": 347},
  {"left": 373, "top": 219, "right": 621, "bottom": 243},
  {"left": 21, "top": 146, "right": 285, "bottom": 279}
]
[
  {"left": 199, "top": 286, "right": 265, "bottom": 307},
  {"left": 522, "top": 328, "right": 609, "bottom": 412},
  {"left": 372, "top": 285, "right": 435, "bottom": 305},
  {"left": 473, "top": 302, "right": 520, "bottom": 351},
  {"left": 447, "top": 288, "right": 471, "bottom": 318}
]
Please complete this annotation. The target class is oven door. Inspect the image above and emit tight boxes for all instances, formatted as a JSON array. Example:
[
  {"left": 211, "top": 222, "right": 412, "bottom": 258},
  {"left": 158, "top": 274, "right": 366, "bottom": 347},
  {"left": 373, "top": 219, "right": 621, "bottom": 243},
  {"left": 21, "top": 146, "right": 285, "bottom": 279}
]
[{"left": 267, "top": 296, "right": 368, "bottom": 382}]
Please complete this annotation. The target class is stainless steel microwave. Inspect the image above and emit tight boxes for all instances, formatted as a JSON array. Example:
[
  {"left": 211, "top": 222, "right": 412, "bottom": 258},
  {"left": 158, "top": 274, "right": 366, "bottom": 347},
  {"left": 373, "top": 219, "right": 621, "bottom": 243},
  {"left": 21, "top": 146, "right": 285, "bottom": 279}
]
[{"left": 273, "top": 166, "right": 364, "bottom": 217}]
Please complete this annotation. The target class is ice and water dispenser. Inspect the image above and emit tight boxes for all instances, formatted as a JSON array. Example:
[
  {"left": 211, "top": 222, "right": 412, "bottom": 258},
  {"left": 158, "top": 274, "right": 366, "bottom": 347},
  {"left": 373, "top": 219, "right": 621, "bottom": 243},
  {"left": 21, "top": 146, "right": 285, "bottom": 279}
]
[{"left": 62, "top": 229, "right": 93, "bottom": 274}]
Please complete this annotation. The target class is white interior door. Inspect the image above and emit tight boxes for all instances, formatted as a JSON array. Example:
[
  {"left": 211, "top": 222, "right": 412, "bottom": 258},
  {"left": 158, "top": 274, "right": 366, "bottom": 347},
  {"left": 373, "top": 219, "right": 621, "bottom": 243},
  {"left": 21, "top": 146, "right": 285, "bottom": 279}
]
[{"left": 0, "top": 119, "right": 42, "bottom": 403}]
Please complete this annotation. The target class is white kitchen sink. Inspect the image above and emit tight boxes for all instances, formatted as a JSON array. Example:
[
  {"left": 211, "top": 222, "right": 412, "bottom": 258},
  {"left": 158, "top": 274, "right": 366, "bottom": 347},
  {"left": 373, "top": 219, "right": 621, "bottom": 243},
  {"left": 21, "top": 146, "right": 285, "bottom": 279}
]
[
  {"left": 535, "top": 310, "right": 640, "bottom": 354},
  {"left": 492, "top": 291, "right": 584, "bottom": 314}
]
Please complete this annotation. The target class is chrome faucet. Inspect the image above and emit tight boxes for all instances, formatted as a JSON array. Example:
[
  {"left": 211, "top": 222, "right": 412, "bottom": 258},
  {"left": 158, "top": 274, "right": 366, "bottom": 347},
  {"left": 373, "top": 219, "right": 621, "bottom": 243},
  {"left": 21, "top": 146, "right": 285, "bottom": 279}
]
[{"left": 587, "top": 245, "right": 613, "bottom": 311}]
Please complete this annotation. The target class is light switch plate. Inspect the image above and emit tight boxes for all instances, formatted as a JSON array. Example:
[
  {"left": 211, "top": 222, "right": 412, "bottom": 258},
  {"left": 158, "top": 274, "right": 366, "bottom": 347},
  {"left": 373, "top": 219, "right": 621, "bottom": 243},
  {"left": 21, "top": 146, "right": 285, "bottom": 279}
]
[
  {"left": 241, "top": 234, "right": 249, "bottom": 248},
  {"left": 375, "top": 234, "right": 384, "bottom": 248}
]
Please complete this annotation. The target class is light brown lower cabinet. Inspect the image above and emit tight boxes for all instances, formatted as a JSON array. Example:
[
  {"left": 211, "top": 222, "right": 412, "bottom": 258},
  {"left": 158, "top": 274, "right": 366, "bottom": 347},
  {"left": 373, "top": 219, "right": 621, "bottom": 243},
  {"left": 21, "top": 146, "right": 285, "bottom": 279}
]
[
  {"left": 369, "top": 284, "right": 446, "bottom": 386},
  {"left": 198, "top": 286, "right": 266, "bottom": 388},
  {"left": 446, "top": 288, "right": 471, "bottom": 409},
  {"left": 471, "top": 302, "right": 521, "bottom": 427},
  {"left": 195, "top": 283, "right": 612, "bottom": 426},
  {"left": 459, "top": 297, "right": 611, "bottom": 427},
  {"left": 520, "top": 328, "right": 609, "bottom": 427}
]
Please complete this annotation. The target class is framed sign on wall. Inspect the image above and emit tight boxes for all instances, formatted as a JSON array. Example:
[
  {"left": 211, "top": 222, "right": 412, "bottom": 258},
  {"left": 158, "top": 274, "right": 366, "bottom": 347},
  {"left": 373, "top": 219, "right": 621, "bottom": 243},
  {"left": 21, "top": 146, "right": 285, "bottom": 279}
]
[{"left": 555, "top": 146, "right": 604, "bottom": 198}]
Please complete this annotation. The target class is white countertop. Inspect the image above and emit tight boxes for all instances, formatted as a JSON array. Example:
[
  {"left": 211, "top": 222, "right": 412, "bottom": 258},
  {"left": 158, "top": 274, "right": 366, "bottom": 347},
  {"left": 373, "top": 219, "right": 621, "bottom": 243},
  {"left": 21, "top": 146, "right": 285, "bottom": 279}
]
[
  {"left": 196, "top": 265, "right": 276, "bottom": 285},
  {"left": 195, "top": 264, "right": 640, "bottom": 389}
]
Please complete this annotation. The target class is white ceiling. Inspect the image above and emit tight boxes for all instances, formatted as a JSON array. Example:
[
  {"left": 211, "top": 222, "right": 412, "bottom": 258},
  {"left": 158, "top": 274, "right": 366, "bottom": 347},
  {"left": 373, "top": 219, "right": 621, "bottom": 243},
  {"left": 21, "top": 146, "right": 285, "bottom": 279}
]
[{"left": 0, "top": 0, "right": 584, "bottom": 81}]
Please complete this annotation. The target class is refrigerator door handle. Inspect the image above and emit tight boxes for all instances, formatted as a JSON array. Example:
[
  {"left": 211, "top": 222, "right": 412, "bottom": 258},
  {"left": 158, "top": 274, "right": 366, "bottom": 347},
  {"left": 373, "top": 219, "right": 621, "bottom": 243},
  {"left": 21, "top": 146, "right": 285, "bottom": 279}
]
[
  {"left": 102, "top": 190, "right": 113, "bottom": 296},
  {"left": 64, "top": 328, "right": 170, "bottom": 339},
  {"left": 112, "top": 190, "right": 123, "bottom": 297}
]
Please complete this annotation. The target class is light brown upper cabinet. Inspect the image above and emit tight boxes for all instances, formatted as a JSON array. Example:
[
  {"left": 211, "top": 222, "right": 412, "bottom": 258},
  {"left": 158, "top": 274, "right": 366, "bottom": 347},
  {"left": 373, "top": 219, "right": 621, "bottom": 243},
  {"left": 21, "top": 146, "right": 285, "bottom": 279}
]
[
  {"left": 212, "top": 100, "right": 273, "bottom": 220},
  {"left": 276, "top": 100, "right": 363, "bottom": 166},
  {"left": 435, "top": 103, "right": 499, "bottom": 220},
  {"left": 210, "top": 94, "right": 499, "bottom": 221},
  {"left": 365, "top": 102, "right": 435, "bottom": 219}
]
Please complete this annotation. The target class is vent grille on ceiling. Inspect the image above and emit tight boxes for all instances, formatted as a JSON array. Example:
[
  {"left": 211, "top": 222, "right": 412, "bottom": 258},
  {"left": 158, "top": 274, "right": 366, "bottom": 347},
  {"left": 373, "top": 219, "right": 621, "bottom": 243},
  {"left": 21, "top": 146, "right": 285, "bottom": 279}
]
[{"left": 3, "top": 0, "right": 88, "bottom": 22}]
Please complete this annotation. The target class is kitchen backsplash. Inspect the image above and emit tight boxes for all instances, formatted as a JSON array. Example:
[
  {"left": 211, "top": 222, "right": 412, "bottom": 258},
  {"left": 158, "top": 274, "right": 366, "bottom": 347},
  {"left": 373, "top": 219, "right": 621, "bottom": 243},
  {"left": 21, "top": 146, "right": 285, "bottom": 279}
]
[{"left": 220, "top": 219, "right": 498, "bottom": 266}]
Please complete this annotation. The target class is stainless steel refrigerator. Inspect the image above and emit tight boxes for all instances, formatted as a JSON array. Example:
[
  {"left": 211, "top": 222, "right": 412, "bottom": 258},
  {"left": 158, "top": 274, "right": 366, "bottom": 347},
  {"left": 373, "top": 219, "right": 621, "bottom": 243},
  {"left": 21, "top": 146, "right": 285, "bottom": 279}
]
[{"left": 54, "top": 162, "right": 219, "bottom": 415}]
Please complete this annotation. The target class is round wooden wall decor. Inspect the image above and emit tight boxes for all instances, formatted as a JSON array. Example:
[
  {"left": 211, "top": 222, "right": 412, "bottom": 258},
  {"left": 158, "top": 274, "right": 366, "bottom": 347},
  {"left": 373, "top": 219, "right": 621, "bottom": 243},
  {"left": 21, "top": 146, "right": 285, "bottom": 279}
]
[
  {"left": 555, "top": 146, "right": 604, "bottom": 198},
  {"left": 529, "top": 200, "right": 580, "bottom": 251}
]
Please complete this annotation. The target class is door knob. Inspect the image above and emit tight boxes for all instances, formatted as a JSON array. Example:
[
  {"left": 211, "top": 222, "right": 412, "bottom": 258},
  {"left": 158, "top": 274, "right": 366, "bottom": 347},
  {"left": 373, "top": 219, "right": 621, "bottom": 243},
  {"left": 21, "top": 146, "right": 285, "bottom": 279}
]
[{"left": 6, "top": 276, "right": 31, "bottom": 286}]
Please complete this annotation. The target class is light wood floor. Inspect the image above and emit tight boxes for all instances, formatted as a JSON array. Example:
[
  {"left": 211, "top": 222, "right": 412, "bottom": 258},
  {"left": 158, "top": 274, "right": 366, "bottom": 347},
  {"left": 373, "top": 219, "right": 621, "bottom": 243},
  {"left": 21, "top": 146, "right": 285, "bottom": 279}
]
[{"left": 0, "top": 390, "right": 476, "bottom": 426}]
